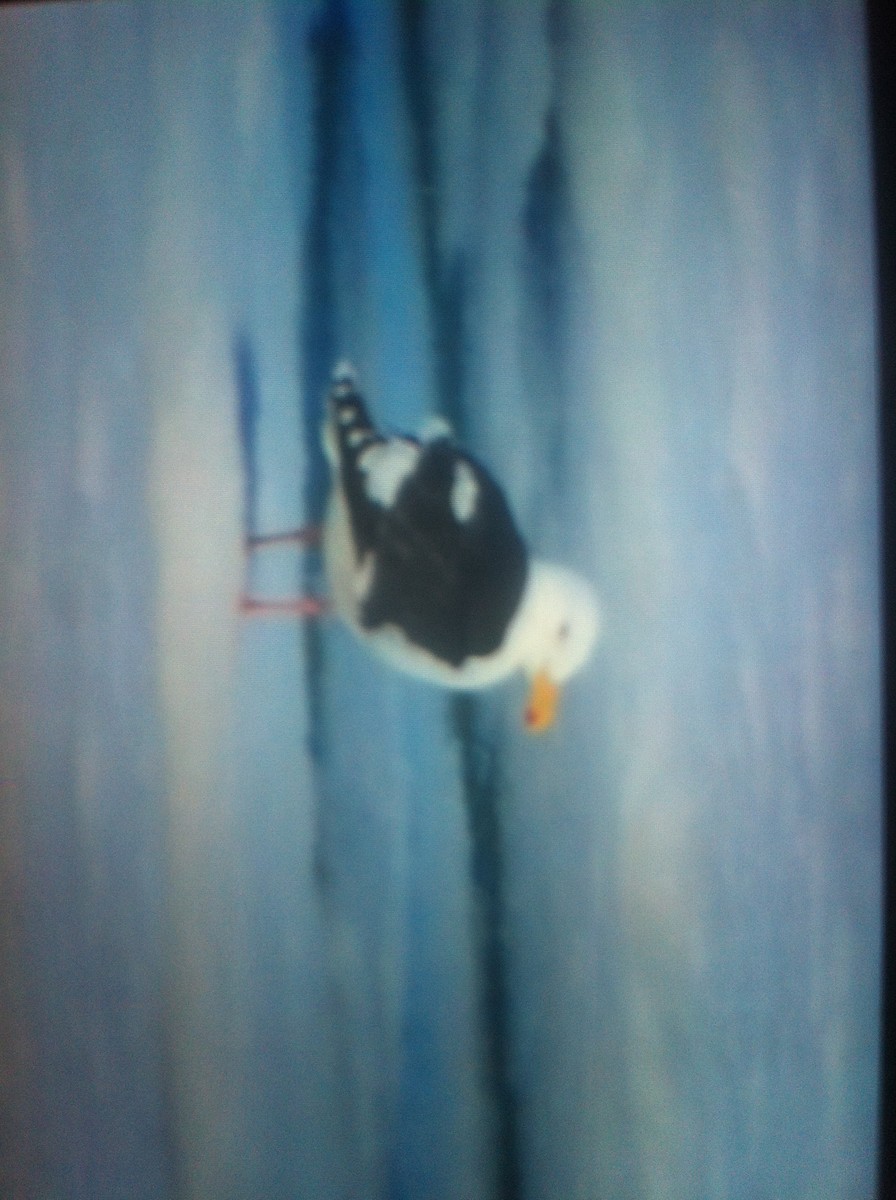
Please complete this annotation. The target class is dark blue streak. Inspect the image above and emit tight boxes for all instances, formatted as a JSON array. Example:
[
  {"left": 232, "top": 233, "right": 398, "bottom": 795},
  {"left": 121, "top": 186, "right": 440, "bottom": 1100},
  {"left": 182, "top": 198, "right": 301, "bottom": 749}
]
[
  {"left": 233, "top": 328, "right": 261, "bottom": 540},
  {"left": 397, "top": 8, "right": 520, "bottom": 1198}
]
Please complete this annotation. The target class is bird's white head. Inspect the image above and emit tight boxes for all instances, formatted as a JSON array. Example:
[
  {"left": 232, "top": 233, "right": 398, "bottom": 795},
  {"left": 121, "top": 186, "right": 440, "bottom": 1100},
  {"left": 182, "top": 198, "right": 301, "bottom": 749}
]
[{"left": 514, "top": 561, "right": 601, "bottom": 733}]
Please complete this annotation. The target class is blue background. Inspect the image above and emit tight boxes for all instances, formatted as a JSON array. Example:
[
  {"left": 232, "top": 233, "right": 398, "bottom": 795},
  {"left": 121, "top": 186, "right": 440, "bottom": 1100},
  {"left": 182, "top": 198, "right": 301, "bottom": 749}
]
[{"left": 0, "top": 3, "right": 881, "bottom": 1198}]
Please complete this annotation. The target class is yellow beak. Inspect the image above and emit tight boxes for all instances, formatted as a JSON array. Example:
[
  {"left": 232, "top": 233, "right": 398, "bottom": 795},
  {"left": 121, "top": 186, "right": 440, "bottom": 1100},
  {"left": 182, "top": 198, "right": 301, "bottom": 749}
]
[{"left": 524, "top": 670, "right": 560, "bottom": 733}]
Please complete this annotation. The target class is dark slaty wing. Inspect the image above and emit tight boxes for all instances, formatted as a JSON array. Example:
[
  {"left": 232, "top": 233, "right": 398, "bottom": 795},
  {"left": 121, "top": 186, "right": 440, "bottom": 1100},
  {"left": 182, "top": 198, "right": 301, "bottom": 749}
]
[{"left": 359, "top": 440, "right": 528, "bottom": 666}]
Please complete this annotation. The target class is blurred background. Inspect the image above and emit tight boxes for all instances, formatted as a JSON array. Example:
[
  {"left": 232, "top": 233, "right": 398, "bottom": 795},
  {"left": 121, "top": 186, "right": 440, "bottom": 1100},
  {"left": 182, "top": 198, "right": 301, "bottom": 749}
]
[{"left": 0, "top": 3, "right": 881, "bottom": 1198}]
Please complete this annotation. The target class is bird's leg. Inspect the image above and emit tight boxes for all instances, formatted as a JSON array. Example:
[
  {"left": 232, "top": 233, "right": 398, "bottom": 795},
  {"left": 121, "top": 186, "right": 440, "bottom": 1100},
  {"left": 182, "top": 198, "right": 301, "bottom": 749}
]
[
  {"left": 240, "top": 524, "right": 327, "bottom": 617},
  {"left": 245, "top": 525, "right": 322, "bottom": 550},
  {"left": 238, "top": 593, "right": 329, "bottom": 618}
]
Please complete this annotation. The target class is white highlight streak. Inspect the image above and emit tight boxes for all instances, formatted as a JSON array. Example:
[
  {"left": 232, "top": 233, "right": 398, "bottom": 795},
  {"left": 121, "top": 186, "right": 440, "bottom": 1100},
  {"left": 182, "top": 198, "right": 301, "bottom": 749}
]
[{"left": 450, "top": 460, "right": 478, "bottom": 523}]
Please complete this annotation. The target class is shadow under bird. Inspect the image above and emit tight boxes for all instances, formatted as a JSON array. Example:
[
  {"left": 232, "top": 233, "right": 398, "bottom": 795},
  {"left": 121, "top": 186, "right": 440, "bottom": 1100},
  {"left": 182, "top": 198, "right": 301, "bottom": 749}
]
[{"left": 242, "top": 363, "right": 600, "bottom": 732}]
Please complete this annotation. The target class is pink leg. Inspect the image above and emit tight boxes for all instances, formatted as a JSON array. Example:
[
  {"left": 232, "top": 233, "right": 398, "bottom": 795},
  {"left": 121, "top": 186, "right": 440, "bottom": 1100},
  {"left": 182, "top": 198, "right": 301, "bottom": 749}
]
[
  {"left": 238, "top": 593, "right": 329, "bottom": 618},
  {"left": 240, "top": 525, "right": 328, "bottom": 617},
  {"left": 245, "top": 525, "right": 322, "bottom": 550}
]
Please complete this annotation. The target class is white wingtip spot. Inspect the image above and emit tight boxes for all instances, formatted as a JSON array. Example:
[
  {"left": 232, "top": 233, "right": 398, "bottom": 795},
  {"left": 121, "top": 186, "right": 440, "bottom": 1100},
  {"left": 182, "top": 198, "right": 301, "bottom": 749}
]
[
  {"left": 333, "top": 357, "right": 357, "bottom": 381},
  {"left": 450, "top": 460, "right": 479, "bottom": 522},
  {"left": 333, "top": 355, "right": 357, "bottom": 393}
]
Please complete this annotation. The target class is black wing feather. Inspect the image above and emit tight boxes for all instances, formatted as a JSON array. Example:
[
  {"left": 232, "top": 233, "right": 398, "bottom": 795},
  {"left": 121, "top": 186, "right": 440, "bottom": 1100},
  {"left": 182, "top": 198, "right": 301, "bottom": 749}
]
[{"left": 360, "top": 440, "right": 528, "bottom": 665}]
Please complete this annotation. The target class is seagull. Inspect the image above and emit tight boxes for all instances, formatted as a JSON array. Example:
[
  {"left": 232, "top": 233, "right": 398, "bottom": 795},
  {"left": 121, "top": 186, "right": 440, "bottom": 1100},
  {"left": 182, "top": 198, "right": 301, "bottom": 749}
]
[{"left": 243, "top": 363, "right": 600, "bottom": 732}]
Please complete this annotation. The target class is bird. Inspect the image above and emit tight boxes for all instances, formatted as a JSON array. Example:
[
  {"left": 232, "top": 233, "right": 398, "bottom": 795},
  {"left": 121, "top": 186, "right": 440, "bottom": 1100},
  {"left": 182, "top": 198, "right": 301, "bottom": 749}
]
[{"left": 243, "top": 363, "right": 600, "bottom": 732}]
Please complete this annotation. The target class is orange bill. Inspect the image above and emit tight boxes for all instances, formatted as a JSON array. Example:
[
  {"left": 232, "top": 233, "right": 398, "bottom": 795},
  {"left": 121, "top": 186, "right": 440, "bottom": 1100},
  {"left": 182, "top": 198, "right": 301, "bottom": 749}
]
[{"left": 524, "top": 670, "right": 560, "bottom": 733}]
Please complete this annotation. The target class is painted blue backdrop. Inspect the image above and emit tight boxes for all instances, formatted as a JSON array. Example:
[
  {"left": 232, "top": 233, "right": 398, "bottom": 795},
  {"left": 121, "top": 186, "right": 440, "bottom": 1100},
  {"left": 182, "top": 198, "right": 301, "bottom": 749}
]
[{"left": 0, "top": 3, "right": 881, "bottom": 1199}]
